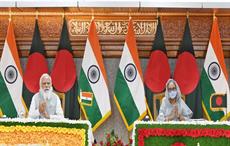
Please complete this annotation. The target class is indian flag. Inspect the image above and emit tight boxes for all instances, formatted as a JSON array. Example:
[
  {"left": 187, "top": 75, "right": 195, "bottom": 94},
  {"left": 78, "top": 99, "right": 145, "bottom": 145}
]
[
  {"left": 78, "top": 19, "right": 111, "bottom": 131},
  {"left": 0, "top": 20, "right": 27, "bottom": 118},
  {"left": 114, "top": 18, "right": 147, "bottom": 131},
  {"left": 80, "top": 91, "right": 93, "bottom": 106},
  {"left": 201, "top": 17, "right": 230, "bottom": 121}
]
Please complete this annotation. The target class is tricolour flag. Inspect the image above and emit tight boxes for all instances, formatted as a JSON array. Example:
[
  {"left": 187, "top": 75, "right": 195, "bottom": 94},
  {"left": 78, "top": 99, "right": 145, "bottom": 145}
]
[
  {"left": 23, "top": 20, "right": 48, "bottom": 108},
  {"left": 80, "top": 91, "right": 93, "bottom": 106},
  {"left": 51, "top": 18, "right": 80, "bottom": 119},
  {"left": 174, "top": 18, "right": 202, "bottom": 118},
  {"left": 78, "top": 19, "right": 111, "bottom": 131},
  {"left": 144, "top": 17, "right": 170, "bottom": 120},
  {"left": 0, "top": 20, "right": 27, "bottom": 117},
  {"left": 114, "top": 18, "right": 147, "bottom": 131},
  {"left": 201, "top": 17, "right": 230, "bottom": 121}
]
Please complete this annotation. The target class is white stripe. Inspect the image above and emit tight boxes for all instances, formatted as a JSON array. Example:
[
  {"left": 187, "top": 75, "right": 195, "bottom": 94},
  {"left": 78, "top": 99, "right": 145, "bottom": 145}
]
[
  {"left": 82, "top": 39, "right": 111, "bottom": 116},
  {"left": 119, "top": 42, "right": 146, "bottom": 115},
  {"left": 81, "top": 96, "right": 92, "bottom": 101},
  {"left": 0, "top": 40, "right": 26, "bottom": 115},
  {"left": 204, "top": 42, "right": 230, "bottom": 112}
]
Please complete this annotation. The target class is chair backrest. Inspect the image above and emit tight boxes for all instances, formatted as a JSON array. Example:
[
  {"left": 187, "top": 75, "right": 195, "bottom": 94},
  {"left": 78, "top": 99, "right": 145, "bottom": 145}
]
[
  {"left": 55, "top": 91, "right": 65, "bottom": 110},
  {"left": 153, "top": 92, "right": 185, "bottom": 120}
]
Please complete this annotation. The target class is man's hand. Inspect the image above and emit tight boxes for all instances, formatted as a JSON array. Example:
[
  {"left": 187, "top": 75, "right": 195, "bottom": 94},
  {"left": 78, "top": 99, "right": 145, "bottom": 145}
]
[
  {"left": 42, "top": 111, "right": 50, "bottom": 119},
  {"left": 39, "top": 101, "right": 46, "bottom": 114},
  {"left": 39, "top": 101, "right": 50, "bottom": 119}
]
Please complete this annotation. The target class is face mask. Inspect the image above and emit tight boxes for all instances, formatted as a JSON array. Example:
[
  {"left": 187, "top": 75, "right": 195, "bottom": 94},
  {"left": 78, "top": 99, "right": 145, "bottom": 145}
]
[{"left": 169, "top": 90, "right": 177, "bottom": 99}]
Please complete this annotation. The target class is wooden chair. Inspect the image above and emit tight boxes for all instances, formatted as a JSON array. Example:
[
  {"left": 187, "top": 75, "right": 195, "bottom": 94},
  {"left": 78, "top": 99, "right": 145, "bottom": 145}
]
[{"left": 55, "top": 92, "right": 65, "bottom": 110}]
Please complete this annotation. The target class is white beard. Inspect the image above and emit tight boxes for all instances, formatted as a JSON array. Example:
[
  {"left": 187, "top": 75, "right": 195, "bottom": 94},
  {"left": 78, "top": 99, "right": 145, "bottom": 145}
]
[{"left": 40, "top": 87, "right": 53, "bottom": 100}]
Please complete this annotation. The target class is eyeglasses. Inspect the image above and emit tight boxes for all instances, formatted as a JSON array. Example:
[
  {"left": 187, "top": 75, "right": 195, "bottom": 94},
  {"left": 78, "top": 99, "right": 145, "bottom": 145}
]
[
  {"left": 42, "top": 82, "right": 50, "bottom": 85},
  {"left": 168, "top": 87, "right": 176, "bottom": 92}
]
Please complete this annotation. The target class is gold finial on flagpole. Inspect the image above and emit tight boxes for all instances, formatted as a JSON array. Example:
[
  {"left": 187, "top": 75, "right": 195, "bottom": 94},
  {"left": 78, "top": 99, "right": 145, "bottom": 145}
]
[
  {"left": 128, "top": 8, "right": 132, "bottom": 20},
  {"left": 213, "top": 9, "right": 217, "bottom": 21},
  {"left": 36, "top": 9, "right": 38, "bottom": 20},
  {"left": 156, "top": 11, "right": 159, "bottom": 18},
  {"left": 9, "top": 8, "right": 11, "bottom": 22},
  {"left": 62, "top": 10, "right": 65, "bottom": 19},
  {"left": 91, "top": 9, "right": 94, "bottom": 22},
  {"left": 186, "top": 11, "right": 189, "bottom": 19}
]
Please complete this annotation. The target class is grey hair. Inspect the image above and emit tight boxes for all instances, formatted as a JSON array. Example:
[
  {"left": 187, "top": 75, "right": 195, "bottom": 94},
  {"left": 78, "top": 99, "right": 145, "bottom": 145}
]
[
  {"left": 39, "top": 73, "right": 52, "bottom": 89},
  {"left": 165, "top": 79, "right": 182, "bottom": 101}
]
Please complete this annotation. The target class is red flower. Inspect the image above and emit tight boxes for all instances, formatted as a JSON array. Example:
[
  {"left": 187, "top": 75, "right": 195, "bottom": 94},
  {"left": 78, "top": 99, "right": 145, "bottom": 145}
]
[
  {"left": 106, "top": 141, "right": 111, "bottom": 146},
  {"left": 171, "top": 142, "right": 186, "bottom": 146},
  {"left": 129, "top": 138, "right": 133, "bottom": 144},
  {"left": 100, "top": 141, "right": 103, "bottom": 146},
  {"left": 107, "top": 134, "right": 111, "bottom": 139}
]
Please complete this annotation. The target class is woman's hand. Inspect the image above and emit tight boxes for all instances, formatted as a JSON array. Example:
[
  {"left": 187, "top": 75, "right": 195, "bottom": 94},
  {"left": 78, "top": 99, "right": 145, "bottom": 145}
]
[
  {"left": 178, "top": 114, "right": 185, "bottom": 121},
  {"left": 166, "top": 106, "right": 178, "bottom": 121}
]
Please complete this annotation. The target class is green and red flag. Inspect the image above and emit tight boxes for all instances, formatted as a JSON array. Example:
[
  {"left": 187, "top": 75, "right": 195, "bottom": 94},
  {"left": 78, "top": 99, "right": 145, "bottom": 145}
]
[
  {"left": 50, "top": 18, "right": 80, "bottom": 119},
  {"left": 23, "top": 20, "right": 48, "bottom": 109},
  {"left": 201, "top": 17, "right": 230, "bottom": 121},
  {"left": 144, "top": 17, "right": 170, "bottom": 120},
  {"left": 174, "top": 18, "right": 202, "bottom": 118}
]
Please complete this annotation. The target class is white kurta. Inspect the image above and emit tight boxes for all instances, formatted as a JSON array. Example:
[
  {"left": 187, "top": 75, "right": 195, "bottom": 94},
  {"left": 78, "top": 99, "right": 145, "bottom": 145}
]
[{"left": 28, "top": 92, "right": 64, "bottom": 119}]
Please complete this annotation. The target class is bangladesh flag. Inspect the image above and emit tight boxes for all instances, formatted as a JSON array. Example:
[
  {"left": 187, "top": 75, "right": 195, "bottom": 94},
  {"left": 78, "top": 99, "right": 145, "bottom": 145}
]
[
  {"left": 174, "top": 18, "right": 202, "bottom": 118},
  {"left": 50, "top": 18, "right": 80, "bottom": 119},
  {"left": 144, "top": 17, "right": 170, "bottom": 120},
  {"left": 201, "top": 17, "right": 230, "bottom": 121},
  {"left": 23, "top": 19, "right": 48, "bottom": 109}
]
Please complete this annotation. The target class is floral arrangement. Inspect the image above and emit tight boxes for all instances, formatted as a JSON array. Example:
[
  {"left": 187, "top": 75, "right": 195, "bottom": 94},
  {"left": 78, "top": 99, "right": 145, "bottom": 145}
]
[
  {"left": 132, "top": 121, "right": 230, "bottom": 146},
  {"left": 93, "top": 129, "right": 133, "bottom": 146},
  {"left": 0, "top": 118, "right": 92, "bottom": 145}
]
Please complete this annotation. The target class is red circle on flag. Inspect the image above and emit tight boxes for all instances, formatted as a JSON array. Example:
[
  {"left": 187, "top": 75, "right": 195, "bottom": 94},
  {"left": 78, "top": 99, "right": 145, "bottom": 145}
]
[
  {"left": 216, "top": 96, "right": 223, "bottom": 106},
  {"left": 174, "top": 52, "right": 200, "bottom": 95},
  {"left": 144, "top": 50, "right": 170, "bottom": 92},
  {"left": 51, "top": 50, "right": 76, "bottom": 92},
  {"left": 23, "top": 53, "right": 48, "bottom": 93}
]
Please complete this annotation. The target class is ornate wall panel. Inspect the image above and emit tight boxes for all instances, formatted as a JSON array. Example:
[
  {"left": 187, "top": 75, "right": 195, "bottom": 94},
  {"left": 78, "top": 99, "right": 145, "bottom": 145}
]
[{"left": 0, "top": 8, "right": 230, "bottom": 58}]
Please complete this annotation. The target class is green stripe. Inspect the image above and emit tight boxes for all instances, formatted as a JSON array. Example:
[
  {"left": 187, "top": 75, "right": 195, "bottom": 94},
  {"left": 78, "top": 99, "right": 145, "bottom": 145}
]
[
  {"left": 81, "top": 99, "right": 92, "bottom": 105},
  {"left": 78, "top": 68, "right": 102, "bottom": 128},
  {"left": 114, "top": 69, "right": 140, "bottom": 126},
  {"left": 0, "top": 73, "right": 17, "bottom": 117},
  {"left": 201, "top": 69, "right": 224, "bottom": 121}
]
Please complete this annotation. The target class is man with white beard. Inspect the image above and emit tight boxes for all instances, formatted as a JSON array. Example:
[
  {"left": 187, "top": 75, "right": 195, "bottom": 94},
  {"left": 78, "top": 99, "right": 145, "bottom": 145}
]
[{"left": 28, "top": 73, "right": 64, "bottom": 119}]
